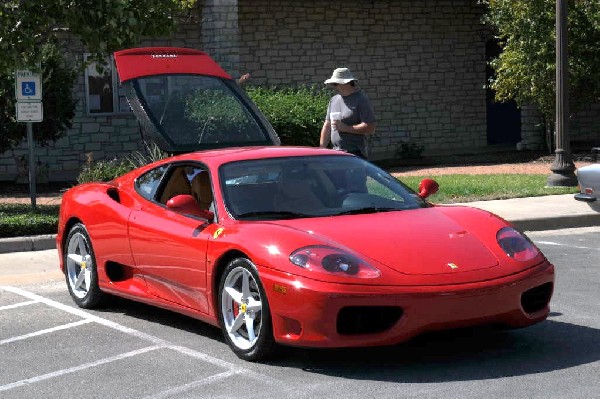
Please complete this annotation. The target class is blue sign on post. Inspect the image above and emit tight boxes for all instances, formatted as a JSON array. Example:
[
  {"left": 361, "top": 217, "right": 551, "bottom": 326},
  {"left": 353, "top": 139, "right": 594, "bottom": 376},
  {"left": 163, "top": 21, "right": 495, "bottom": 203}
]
[
  {"left": 15, "top": 70, "right": 42, "bottom": 101},
  {"left": 22, "top": 81, "right": 36, "bottom": 97}
]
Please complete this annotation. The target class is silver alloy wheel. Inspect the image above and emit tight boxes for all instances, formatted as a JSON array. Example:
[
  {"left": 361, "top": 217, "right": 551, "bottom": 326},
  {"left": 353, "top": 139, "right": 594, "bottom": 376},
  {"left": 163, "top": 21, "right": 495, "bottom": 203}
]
[
  {"left": 66, "top": 231, "right": 93, "bottom": 299},
  {"left": 220, "top": 265, "right": 263, "bottom": 350}
]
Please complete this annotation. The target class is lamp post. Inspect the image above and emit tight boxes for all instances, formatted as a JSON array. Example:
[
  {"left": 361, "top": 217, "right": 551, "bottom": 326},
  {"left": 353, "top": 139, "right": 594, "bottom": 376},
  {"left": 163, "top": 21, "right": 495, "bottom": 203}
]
[{"left": 547, "top": 0, "right": 577, "bottom": 187}]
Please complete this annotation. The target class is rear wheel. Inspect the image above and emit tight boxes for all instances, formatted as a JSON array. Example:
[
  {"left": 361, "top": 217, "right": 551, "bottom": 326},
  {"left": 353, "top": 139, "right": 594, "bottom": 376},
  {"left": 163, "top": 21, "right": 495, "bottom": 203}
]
[
  {"left": 218, "top": 258, "right": 274, "bottom": 361},
  {"left": 64, "top": 223, "right": 105, "bottom": 308}
]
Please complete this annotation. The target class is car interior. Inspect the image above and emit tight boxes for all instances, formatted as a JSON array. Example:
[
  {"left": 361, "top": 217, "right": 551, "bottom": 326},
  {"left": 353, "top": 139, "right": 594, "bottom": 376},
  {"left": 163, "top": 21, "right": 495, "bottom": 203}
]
[{"left": 160, "top": 166, "right": 214, "bottom": 220}]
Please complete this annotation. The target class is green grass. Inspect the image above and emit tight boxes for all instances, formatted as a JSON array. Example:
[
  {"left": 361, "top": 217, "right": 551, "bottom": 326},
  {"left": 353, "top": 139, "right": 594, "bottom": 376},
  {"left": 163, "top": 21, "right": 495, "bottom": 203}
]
[
  {"left": 0, "top": 174, "right": 579, "bottom": 238},
  {"left": 0, "top": 203, "right": 59, "bottom": 238},
  {"left": 398, "top": 174, "right": 578, "bottom": 203}
]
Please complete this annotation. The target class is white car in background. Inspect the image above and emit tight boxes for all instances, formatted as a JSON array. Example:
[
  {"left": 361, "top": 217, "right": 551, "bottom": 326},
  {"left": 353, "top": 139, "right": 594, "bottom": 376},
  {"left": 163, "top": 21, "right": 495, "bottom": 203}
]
[{"left": 574, "top": 148, "right": 600, "bottom": 211}]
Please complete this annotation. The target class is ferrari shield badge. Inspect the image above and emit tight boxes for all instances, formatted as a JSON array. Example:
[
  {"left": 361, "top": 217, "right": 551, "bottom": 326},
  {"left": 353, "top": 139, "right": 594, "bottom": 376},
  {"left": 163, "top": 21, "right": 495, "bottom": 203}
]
[
  {"left": 447, "top": 262, "right": 459, "bottom": 270},
  {"left": 213, "top": 227, "right": 225, "bottom": 239}
]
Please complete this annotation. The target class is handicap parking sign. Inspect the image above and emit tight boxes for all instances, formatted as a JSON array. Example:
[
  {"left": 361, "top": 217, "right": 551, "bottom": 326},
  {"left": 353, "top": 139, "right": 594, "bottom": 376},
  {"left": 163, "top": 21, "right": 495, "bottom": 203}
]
[
  {"left": 22, "top": 81, "right": 36, "bottom": 97},
  {"left": 15, "top": 70, "right": 42, "bottom": 101}
]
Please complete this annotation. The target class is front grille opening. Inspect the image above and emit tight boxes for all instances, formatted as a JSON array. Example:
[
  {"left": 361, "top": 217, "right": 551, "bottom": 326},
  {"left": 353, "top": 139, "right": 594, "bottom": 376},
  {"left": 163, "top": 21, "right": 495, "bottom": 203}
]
[
  {"left": 521, "top": 282, "right": 553, "bottom": 314},
  {"left": 337, "top": 306, "right": 403, "bottom": 335}
]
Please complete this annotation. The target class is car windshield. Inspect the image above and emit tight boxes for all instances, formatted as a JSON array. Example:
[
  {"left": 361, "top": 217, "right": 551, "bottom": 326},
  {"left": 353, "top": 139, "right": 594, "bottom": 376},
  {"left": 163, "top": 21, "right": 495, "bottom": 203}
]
[
  {"left": 220, "top": 155, "right": 428, "bottom": 220},
  {"left": 132, "top": 74, "right": 270, "bottom": 148}
]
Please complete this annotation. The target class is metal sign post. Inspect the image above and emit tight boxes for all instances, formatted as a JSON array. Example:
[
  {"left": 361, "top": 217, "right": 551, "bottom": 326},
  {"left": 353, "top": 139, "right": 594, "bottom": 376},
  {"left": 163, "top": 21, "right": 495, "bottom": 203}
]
[
  {"left": 15, "top": 69, "right": 43, "bottom": 209},
  {"left": 27, "top": 122, "right": 37, "bottom": 209}
]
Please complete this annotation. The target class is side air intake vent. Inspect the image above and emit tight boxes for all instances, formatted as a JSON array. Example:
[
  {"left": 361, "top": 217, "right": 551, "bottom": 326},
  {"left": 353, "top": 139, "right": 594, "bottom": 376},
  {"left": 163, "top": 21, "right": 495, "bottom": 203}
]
[{"left": 107, "top": 187, "right": 120, "bottom": 203}]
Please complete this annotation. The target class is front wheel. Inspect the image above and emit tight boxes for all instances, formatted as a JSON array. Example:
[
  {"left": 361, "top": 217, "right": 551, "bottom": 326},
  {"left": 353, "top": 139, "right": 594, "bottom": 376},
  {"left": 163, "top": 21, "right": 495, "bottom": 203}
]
[
  {"left": 218, "top": 258, "right": 274, "bottom": 361},
  {"left": 64, "top": 223, "right": 105, "bottom": 308}
]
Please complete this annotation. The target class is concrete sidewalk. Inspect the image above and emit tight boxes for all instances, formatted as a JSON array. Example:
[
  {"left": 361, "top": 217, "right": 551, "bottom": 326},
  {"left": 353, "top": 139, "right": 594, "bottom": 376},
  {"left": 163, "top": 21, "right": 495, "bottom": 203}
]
[
  {"left": 456, "top": 193, "right": 600, "bottom": 231},
  {"left": 0, "top": 194, "right": 598, "bottom": 254}
]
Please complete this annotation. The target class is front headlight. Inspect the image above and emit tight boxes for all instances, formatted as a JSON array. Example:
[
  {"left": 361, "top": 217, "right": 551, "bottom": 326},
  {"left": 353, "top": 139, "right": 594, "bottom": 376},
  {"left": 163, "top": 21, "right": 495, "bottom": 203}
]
[
  {"left": 496, "top": 227, "right": 540, "bottom": 261},
  {"left": 289, "top": 245, "right": 380, "bottom": 278}
]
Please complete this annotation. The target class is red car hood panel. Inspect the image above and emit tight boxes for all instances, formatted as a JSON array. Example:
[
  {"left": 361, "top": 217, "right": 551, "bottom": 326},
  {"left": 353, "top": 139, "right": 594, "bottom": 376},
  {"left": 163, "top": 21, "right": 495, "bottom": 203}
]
[{"left": 272, "top": 208, "right": 499, "bottom": 275}]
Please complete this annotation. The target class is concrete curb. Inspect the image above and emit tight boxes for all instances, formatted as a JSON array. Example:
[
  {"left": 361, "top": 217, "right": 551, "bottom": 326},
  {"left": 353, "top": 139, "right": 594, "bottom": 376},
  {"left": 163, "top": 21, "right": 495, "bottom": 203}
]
[
  {"left": 512, "top": 214, "right": 600, "bottom": 232},
  {"left": 0, "top": 234, "right": 57, "bottom": 254}
]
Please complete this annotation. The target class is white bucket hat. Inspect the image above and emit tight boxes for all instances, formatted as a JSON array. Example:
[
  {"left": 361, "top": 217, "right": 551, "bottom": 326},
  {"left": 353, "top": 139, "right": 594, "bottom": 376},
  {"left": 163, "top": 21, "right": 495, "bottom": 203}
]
[{"left": 324, "top": 67, "right": 358, "bottom": 85}]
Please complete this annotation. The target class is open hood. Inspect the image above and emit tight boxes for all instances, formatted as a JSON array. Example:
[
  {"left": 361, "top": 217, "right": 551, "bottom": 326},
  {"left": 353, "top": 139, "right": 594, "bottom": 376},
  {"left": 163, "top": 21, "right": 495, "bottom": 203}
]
[{"left": 114, "top": 47, "right": 280, "bottom": 154}]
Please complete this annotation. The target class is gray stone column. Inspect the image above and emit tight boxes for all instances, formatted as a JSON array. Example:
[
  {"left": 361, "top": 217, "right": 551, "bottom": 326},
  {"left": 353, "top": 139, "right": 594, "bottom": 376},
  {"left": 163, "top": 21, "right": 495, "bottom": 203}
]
[{"left": 201, "top": 0, "right": 241, "bottom": 76}]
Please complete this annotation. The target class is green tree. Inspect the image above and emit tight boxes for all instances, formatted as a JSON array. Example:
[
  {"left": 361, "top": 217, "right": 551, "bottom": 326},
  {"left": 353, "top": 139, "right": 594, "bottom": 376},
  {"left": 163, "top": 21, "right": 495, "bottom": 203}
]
[
  {"left": 0, "top": 0, "right": 195, "bottom": 153},
  {"left": 0, "top": 0, "right": 196, "bottom": 72},
  {"left": 482, "top": 0, "right": 600, "bottom": 146}
]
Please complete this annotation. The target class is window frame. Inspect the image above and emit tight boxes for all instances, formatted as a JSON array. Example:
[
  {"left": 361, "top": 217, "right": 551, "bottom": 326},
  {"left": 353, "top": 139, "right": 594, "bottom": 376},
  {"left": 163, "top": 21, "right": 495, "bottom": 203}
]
[{"left": 83, "top": 54, "right": 130, "bottom": 116}]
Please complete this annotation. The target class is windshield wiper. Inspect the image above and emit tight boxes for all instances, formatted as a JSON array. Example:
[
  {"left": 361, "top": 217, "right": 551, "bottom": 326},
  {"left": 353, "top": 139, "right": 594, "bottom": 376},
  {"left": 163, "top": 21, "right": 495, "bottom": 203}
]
[
  {"left": 237, "top": 210, "right": 314, "bottom": 219},
  {"left": 334, "top": 207, "right": 399, "bottom": 216}
]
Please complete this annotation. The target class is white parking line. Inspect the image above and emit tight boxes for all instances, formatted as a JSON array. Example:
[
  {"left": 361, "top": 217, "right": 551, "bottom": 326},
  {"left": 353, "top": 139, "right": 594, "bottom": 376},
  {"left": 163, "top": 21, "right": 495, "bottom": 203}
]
[
  {"left": 0, "top": 285, "right": 278, "bottom": 393},
  {"left": 0, "top": 300, "right": 38, "bottom": 311},
  {"left": 0, "top": 286, "right": 263, "bottom": 372},
  {"left": 0, "top": 319, "right": 92, "bottom": 346},
  {"left": 141, "top": 370, "right": 238, "bottom": 399},
  {"left": 0, "top": 346, "right": 163, "bottom": 393},
  {"left": 534, "top": 240, "right": 600, "bottom": 251}
]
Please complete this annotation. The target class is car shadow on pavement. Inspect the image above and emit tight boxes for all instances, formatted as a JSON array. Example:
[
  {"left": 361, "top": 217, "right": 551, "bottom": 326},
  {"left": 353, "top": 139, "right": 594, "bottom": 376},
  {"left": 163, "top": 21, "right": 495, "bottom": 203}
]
[
  {"left": 86, "top": 295, "right": 599, "bottom": 381},
  {"left": 92, "top": 295, "right": 224, "bottom": 343},
  {"left": 273, "top": 318, "right": 600, "bottom": 382}
]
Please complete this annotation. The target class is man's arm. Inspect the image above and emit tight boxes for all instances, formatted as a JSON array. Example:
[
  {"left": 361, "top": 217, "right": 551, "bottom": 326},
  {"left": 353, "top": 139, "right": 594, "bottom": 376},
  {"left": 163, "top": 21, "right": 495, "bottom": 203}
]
[
  {"left": 319, "top": 120, "right": 331, "bottom": 148},
  {"left": 333, "top": 121, "right": 376, "bottom": 135}
]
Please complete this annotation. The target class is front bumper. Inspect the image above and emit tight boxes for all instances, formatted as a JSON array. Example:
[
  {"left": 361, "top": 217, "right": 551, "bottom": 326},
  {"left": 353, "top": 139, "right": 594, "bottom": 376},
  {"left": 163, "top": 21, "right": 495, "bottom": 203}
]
[
  {"left": 260, "top": 261, "right": 554, "bottom": 348},
  {"left": 574, "top": 193, "right": 597, "bottom": 203}
]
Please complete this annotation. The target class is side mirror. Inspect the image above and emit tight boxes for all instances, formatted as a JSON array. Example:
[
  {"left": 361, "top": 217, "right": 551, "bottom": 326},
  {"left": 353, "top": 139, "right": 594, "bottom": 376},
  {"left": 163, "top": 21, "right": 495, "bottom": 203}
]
[
  {"left": 166, "top": 194, "right": 214, "bottom": 220},
  {"left": 417, "top": 178, "right": 439, "bottom": 199}
]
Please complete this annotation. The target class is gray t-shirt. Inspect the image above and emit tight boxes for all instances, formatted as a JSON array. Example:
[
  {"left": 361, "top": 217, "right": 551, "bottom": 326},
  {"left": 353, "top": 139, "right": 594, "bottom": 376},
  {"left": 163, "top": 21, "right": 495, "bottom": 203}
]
[{"left": 326, "top": 90, "right": 376, "bottom": 158}]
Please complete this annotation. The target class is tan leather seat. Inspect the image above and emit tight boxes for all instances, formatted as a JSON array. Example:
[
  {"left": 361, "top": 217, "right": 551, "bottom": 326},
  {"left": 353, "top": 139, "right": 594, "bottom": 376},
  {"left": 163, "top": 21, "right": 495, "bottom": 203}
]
[
  {"left": 274, "top": 167, "right": 323, "bottom": 212},
  {"left": 160, "top": 168, "right": 191, "bottom": 203},
  {"left": 191, "top": 172, "right": 213, "bottom": 210}
]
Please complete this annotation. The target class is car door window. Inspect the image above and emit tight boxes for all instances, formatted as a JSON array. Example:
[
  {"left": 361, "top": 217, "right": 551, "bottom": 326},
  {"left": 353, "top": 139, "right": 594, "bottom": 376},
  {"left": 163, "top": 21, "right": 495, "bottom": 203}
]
[{"left": 135, "top": 165, "right": 168, "bottom": 200}]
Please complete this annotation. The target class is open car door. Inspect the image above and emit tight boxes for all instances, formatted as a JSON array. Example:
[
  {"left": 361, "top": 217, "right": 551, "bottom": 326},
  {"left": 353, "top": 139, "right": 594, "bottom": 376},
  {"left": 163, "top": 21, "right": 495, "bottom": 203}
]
[{"left": 114, "top": 47, "right": 280, "bottom": 154}]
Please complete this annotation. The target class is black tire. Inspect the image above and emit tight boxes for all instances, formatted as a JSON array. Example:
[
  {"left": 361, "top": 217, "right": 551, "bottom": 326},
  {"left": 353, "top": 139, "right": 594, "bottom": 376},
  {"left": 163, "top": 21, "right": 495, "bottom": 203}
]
[
  {"left": 218, "top": 257, "right": 275, "bottom": 361},
  {"left": 64, "top": 223, "right": 105, "bottom": 308}
]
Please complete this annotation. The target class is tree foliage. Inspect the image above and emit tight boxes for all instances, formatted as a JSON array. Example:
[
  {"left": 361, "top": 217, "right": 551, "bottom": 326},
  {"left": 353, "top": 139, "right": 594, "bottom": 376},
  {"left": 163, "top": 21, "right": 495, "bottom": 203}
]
[
  {"left": 482, "top": 0, "right": 600, "bottom": 124},
  {"left": 0, "top": 0, "right": 196, "bottom": 73},
  {"left": 0, "top": 0, "right": 195, "bottom": 154}
]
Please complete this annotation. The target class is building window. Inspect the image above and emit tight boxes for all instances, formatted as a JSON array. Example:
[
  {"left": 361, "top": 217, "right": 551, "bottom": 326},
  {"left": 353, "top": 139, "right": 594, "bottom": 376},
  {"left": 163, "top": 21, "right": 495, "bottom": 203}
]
[{"left": 84, "top": 54, "right": 130, "bottom": 115}]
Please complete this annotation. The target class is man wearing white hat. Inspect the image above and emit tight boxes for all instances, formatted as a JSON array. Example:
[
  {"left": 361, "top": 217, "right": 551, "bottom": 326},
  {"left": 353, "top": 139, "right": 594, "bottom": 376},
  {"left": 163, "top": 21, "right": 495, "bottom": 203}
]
[{"left": 319, "top": 67, "right": 377, "bottom": 159}]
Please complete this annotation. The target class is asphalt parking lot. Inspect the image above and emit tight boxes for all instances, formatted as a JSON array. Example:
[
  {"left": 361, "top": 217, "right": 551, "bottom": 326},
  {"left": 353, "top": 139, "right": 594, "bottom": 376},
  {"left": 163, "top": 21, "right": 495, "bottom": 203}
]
[{"left": 1, "top": 227, "right": 599, "bottom": 398}]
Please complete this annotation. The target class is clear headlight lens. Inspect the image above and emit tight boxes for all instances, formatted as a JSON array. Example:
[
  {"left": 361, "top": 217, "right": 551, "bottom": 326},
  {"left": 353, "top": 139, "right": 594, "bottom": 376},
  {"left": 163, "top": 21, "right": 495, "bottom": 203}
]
[
  {"left": 496, "top": 227, "right": 540, "bottom": 261},
  {"left": 290, "top": 246, "right": 380, "bottom": 278}
]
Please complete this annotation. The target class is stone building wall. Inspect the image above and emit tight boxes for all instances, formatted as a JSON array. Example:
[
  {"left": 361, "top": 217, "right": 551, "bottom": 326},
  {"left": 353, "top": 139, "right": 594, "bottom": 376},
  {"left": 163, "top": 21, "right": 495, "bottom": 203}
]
[
  {"left": 521, "top": 102, "right": 600, "bottom": 153},
  {"left": 234, "top": 0, "right": 489, "bottom": 160}
]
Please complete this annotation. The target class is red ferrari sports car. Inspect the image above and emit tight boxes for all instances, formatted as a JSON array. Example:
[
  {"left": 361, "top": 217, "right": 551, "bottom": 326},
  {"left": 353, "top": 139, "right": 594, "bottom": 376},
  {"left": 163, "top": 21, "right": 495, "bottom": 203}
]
[{"left": 57, "top": 47, "right": 554, "bottom": 361}]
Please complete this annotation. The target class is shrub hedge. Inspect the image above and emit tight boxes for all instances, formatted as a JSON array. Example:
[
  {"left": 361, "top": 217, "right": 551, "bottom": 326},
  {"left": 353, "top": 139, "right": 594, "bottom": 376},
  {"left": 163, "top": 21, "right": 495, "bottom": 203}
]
[
  {"left": 245, "top": 85, "right": 330, "bottom": 146},
  {"left": 0, "top": 204, "right": 59, "bottom": 238}
]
